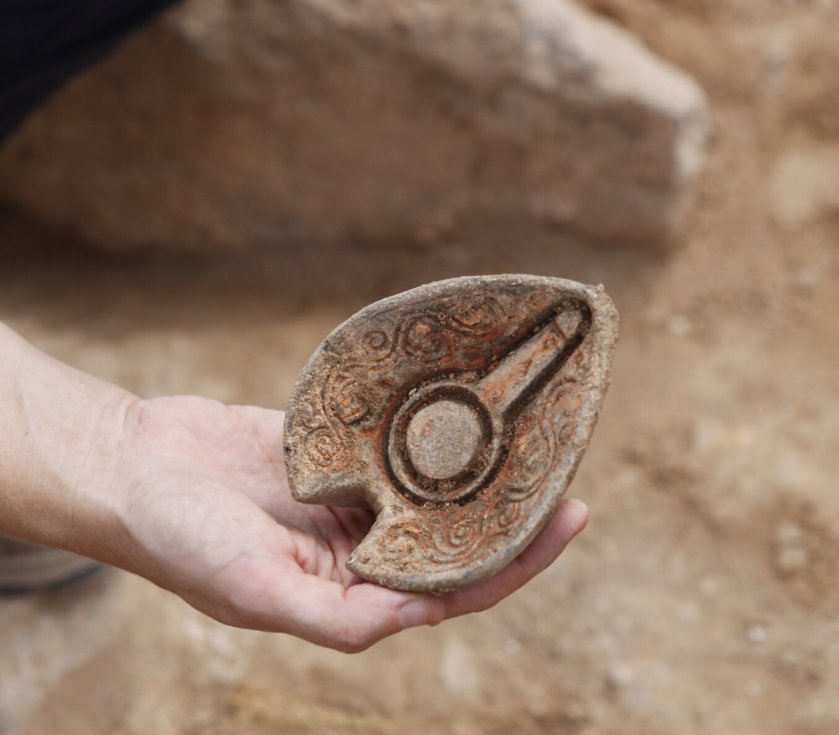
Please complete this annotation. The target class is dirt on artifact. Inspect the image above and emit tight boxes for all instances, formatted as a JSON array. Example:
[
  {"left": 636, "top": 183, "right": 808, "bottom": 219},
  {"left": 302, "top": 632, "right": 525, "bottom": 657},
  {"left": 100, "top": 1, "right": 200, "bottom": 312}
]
[
  {"left": 283, "top": 275, "right": 618, "bottom": 594},
  {"left": 0, "top": 0, "right": 838, "bottom": 734}
]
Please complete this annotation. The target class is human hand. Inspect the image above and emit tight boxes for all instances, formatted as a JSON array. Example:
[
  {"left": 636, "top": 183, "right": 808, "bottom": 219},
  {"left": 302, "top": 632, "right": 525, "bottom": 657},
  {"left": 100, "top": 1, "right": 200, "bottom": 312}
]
[
  {"left": 0, "top": 321, "right": 587, "bottom": 651},
  {"left": 109, "top": 396, "right": 588, "bottom": 651}
]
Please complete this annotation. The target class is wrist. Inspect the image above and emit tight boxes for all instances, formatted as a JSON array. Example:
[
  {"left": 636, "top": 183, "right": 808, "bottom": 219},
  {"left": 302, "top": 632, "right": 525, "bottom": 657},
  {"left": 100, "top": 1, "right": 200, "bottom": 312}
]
[{"left": 0, "top": 323, "right": 139, "bottom": 562}]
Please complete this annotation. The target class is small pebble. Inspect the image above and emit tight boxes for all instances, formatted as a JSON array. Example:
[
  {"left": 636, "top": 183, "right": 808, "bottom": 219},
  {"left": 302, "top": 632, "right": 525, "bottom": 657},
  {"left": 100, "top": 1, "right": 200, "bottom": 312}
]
[
  {"left": 667, "top": 315, "right": 692, "bottom": 337},
  {"left": 744, "top": 680, "right": 762, "bottom": 697},
  {"left": 773, "top": 521, "right": 810, "bottom": 575},
  {"left": 745, "top": 625, "right": 768, "bottom": 644}
]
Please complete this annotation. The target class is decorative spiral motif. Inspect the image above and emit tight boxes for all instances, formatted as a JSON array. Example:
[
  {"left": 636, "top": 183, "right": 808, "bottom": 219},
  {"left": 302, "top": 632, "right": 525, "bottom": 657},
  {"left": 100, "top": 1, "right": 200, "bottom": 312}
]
[
  {"left": 352, "top": 295, "right": 508, "bottom": 368},
  {"left": 402, "top": 316, "right": 452, "bottom": 360},
  {"left": 326, "top": 372, "right": 369, "bottom": 425},
  {"left": 362, "top": 328, "right": 392, "bottom": 359},
  {"left": 378, "top": 496, "right": 525, "bottom": 567},
  {"left": 448, "top": 296, "right": 507, "bottom": 336},
  {"left": 445, "top": 515, "right": 483, "bottom": 550},
  {"left": 304, "top": 426, "right": 349, "bottom": 468}
]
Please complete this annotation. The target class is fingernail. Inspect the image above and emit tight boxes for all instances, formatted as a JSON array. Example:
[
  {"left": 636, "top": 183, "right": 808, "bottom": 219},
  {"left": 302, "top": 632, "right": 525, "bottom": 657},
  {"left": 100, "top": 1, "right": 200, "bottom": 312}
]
[{"left": 399, "top": 600, "right": 429, "bottom": 629}]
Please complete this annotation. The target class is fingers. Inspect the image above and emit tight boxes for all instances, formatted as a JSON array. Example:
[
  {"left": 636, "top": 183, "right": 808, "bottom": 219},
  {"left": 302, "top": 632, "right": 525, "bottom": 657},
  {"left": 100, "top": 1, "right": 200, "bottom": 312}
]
[
  {"left": 220, "top": 499, "right": 587, "bottom": 652},
  {"left": 227, "top": 557, "right": 424, "bottom": 652},
  {"left": 435, "top": 498, "right": 589, "bottom": 621}
]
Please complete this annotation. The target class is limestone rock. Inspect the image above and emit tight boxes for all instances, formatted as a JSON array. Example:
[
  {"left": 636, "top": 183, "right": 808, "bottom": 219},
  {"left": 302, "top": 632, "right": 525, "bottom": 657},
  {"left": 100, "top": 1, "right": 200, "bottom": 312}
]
[{"left": 0, "top": 0, "right": 709, "bottom": 252}]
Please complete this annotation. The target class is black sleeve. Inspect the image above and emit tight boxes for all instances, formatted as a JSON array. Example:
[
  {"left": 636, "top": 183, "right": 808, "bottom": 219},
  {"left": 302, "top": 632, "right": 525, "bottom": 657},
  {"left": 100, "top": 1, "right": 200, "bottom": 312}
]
[{"left": 0, "top": 0, "right": 178, "bottom": 144}]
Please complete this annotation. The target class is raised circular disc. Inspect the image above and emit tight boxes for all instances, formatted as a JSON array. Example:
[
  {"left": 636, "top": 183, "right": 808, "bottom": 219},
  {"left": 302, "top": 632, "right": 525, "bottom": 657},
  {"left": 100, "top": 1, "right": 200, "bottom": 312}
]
[
  {"left": 406, "top": 400, "right": 482, "bottom": 481},
  {"left": 283, "top": 275, "right": 620, "bottom": 593},
  {"left": 386, "top": 382, "right": 501, "bottom": 505}
]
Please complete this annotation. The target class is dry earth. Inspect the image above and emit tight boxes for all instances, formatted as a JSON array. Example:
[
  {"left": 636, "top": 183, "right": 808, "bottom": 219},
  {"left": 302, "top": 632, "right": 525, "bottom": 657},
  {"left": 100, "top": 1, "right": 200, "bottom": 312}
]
[{"left": 1, "top": 0, "right": 838, "bottom": 733}]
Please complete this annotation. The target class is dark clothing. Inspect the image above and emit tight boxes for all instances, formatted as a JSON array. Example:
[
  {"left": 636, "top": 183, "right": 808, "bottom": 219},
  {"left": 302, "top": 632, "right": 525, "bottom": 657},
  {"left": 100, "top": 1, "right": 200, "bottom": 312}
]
[{"left": 0, "top": 0, "right": 177, "bottom": 143}]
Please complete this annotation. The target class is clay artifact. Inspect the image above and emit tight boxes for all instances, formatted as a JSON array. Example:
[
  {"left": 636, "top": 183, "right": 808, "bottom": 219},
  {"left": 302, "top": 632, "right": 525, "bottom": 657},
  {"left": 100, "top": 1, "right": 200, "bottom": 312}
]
[{"left": 284, "top": 275, "right": 619, "bottom": 592}]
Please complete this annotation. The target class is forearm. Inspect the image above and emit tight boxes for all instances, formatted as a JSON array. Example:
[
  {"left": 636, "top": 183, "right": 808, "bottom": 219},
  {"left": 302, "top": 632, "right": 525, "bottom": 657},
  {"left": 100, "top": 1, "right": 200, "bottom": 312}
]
[{"left": 0, "top": 322, "right": 137, "bottom": 559}]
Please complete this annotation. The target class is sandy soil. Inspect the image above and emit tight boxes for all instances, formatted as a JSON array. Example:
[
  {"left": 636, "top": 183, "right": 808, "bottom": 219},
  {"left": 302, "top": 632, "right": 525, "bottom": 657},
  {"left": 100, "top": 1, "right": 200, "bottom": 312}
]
[{"left": 1, "top": 0, "right": 838, "bottom": 733}]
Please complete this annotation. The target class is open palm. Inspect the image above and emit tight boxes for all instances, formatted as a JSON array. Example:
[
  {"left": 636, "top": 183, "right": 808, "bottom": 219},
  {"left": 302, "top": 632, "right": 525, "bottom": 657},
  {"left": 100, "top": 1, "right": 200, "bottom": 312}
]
[{"left": 112, "top": 395, "right": 587, "bottom": 651}]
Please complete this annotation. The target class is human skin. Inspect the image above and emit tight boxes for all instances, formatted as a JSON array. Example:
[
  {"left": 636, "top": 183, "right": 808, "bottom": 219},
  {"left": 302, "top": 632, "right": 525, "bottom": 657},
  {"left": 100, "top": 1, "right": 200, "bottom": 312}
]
[{"left": 0, "top": 321, "right": 588, "bottom": 652}]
